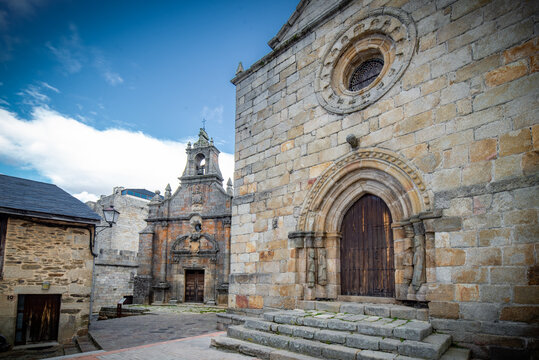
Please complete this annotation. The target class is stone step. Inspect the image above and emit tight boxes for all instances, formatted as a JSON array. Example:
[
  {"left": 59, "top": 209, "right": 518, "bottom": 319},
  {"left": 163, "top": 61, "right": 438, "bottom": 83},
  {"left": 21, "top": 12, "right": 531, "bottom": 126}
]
[
  {"left": 298, "top": 301, "right": 429, "bottom": 321},
  {"left": 211, "top": 335, "right": 322, "bottom": 360},
  {"left": 262, "top": 309, "right": 432, "bottom": 341},
  {"left": 75, "top": 335, "right": 101, "bottom": 353},
  {"left": 228, "top": 325, "right": 452, "bottom": 360},
  {"left": 439, "top": 347, "right": 471, "bottom": 360}
]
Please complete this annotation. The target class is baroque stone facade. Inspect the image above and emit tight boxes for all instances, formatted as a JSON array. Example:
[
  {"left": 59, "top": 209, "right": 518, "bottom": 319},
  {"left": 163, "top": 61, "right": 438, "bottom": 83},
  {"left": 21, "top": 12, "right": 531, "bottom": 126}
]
[
  {"left": 87, "top": 188, "right": 154, "bottom": 311},
  {"left": 135, "top": 129, "right": 233, "bottom": 305},
  {"left": 229, "top": 0, "right": 538, "bottom": 357}
]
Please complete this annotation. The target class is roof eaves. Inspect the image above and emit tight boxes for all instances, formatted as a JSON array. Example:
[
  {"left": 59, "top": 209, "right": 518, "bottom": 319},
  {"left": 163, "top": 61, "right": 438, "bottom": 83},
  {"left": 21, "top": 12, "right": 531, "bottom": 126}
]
[
  {"left": 231, "top": 0, "right": 353, "bottom": 86},
  {"left": 0, "top": 206, "right": 101, "bottom": 225}
]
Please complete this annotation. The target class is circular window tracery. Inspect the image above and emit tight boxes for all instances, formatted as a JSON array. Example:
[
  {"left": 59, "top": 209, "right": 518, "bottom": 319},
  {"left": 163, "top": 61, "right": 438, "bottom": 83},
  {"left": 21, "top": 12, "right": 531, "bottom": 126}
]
[
  {"left": 315, "top": 8, "right": 417, "bottom": 114},
  {"left": 349, "top": 58, "right": 384, "bottom": 92}
]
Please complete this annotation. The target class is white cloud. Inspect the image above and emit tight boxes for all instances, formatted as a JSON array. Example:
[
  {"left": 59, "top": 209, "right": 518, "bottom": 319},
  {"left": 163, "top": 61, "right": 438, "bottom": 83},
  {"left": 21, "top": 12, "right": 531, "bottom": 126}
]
[
  {"left": 16, "top": 82, "right": 60, "bottom": 106},
  {"left": 0, "top": 107, "right": 235, "bottom": 201},
  {"left": 201, "top": 105, "right": 224, "bottom": 124},
  {"left": 103, "top": 71, "right": 123, "bottom": 86},
  {"left": 47, "top": 24, "right": 123, "bottom": 86},
  {"left": 40, "top": 81, "right": 60, "bottom": 93},
  {"left": 72, "top": 191, "right": 98, "bottom": 203},
  {"left": 17, "top": 84, "right": 50, "bottom": 105},
  {"left": 46, "top": 41, "right": 82, "bottom": 74}
]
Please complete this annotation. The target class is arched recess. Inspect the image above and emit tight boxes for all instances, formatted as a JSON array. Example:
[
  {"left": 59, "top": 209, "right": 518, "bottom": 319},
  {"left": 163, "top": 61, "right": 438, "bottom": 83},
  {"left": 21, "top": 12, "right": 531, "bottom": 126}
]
[{"left": 290, "top": 148, "right": 433, "bottom": 301}]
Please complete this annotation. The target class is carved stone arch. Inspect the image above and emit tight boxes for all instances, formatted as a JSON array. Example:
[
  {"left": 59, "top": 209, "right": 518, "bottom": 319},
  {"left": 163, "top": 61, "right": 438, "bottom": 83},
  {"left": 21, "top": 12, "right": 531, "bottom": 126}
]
[
  {"left": 291, "top": 148, "right": 432, "bottom": 301},
  {"left": 298, "top": 147, "right": 431, "bottom": 233},
  {"left": 171, "top": 233, "right": 219, "bottom": 259}
]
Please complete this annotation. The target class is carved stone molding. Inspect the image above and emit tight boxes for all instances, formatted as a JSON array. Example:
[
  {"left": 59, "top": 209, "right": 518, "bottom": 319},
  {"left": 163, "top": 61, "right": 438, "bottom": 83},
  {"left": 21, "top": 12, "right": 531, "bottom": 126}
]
[
  {"left": 298, "top": 147, "right": 431, "bottom": 232},
  {"left": 315, "top": 7, "right": 417, "bottom": 114},
  {"left": 171, "top": 233, "right": 219, "bottom": 263}
]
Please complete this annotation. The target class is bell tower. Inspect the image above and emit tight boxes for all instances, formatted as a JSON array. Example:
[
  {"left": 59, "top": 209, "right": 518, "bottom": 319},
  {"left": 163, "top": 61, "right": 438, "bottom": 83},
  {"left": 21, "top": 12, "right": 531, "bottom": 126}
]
[{"left": 180, "top": 128, "right": 224, "bottom": 186}]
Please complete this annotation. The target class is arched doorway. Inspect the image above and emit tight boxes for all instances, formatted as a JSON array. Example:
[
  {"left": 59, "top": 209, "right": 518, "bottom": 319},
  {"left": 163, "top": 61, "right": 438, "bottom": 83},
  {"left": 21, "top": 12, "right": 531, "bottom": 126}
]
[
  {"left": 340, "top": 194, "right": 394, "bottom": 297},
  {"left": 291, "top": 148, "right": 432, "bottom": 301}
]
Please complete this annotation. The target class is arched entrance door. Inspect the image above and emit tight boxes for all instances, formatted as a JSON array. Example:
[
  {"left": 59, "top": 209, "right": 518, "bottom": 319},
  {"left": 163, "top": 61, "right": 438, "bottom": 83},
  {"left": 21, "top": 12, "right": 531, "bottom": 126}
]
[{"left": 340, "top": 194, "right": 395, "bottom": 297}]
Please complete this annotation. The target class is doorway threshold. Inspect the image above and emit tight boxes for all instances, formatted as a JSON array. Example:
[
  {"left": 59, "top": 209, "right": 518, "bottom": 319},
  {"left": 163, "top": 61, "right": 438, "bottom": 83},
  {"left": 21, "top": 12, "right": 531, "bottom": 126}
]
[
  {"left": 13, "top": 341, "right": 59, "bottom": 350},
  {"left": 337, "top": 295, "right": 397, "bottom": 304}
]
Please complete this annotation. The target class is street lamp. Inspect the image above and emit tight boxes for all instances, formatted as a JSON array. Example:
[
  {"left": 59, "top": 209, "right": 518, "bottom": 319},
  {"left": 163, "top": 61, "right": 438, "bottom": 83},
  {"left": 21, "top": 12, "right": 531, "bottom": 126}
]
[
  {"left": 102, "top": 206, "right": 120, "bottom": 226},
  {"left": 96, "top": 206, "right": 120, "bottom": 234}
]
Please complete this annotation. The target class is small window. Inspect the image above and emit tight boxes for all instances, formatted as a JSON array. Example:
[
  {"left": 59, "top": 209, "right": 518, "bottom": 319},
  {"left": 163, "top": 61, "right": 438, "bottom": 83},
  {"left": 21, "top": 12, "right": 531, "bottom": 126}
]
[{"left": 349, "top": 58, "right": 384, "bottom": 92}]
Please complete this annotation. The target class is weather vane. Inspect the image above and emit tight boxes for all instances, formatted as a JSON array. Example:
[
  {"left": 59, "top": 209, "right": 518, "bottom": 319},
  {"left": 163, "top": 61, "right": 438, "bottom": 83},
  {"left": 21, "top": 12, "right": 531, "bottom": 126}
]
[{"left": 202, "top": 118, "right": 206, "bottom": 130}]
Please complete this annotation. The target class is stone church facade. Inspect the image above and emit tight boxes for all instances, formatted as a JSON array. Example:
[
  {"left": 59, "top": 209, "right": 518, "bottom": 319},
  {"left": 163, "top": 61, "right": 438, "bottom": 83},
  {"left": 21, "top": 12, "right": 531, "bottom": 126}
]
[
  {"left": 229, "top": 0, "right": 538, "bottom": 357},
  {"left": 135, "top": 129, "right": 233, "bottom": 305}
]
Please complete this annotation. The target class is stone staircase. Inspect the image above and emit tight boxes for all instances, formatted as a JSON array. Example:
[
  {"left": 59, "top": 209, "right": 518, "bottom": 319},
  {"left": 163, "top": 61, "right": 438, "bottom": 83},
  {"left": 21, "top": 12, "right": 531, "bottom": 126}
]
[{"left": 211, "top": 304, "right": 470, "bottom": 360}]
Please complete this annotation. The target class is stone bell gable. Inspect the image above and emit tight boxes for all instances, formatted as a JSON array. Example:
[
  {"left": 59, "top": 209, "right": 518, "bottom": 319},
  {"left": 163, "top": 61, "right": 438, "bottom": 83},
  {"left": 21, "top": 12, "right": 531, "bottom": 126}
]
[
  {"left": 135, "top": 129, "right": 232, "bottom": 305},
  {"left": 228, "top": 0, "right": 538, "bottom": 358}
]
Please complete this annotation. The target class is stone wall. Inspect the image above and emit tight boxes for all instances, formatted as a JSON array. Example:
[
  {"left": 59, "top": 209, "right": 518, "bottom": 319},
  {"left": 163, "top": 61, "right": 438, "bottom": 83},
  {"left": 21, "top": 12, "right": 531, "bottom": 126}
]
[
  {"left": 230, "top": 0, "right": 538, "bottom": 357},
  {"left": 93, "top": 249, "right": 137, "bottom": 310},
  {"left": 88, "top": 188, "right": 150, "bottom": 252},
  {"left": 87, "top": 188, "right": 149, "bottom": 311},
  {"left": 0, "top": 217, "right": 93, "bottom": 345}
]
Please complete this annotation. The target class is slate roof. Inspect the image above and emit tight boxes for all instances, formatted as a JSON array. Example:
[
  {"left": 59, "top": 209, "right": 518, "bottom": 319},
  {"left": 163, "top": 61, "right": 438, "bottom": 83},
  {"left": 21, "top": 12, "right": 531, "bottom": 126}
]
[{"left": 0, "top": 174, "right": 101, "bottom": 223}]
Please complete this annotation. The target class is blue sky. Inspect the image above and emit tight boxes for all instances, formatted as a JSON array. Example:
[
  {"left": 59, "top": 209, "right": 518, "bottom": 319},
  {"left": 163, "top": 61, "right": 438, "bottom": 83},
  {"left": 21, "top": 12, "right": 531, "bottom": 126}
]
[{"left": 0, "top": 0, "right": 297, "bottom": 201}]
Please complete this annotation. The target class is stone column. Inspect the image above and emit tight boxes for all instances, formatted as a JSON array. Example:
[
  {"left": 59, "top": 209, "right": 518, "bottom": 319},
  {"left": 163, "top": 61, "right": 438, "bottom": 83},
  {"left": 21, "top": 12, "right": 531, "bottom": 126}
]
[{"left": 411, "top": 218, "right": 426, "bottom": 291}]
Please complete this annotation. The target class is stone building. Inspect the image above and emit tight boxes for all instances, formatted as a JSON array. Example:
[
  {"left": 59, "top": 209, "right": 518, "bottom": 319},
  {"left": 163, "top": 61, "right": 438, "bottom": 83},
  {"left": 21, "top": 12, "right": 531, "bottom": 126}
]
[
  {"left": 135, "top": 128, "right": 233, "bottom": 305},
  {"left": 225, "top": 0, "right": 538, "bottom": 357},
  {"left": 0, "top": 174, "right": 100, "bottom": 346},
  {"left": 86, "top": 187, "right": 159, "bottom": 311}
]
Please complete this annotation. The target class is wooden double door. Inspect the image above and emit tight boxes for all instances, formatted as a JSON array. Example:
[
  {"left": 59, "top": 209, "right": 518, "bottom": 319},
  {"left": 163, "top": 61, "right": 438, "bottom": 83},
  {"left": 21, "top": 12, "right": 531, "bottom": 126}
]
[
  {"left": 340, "top": 194, "right": 395, "bottom": 297},
  {"left": 185, "top": 270, "right": 204, "bottom": 303},
  {"left": 15, "top": 294, "right": 61, "bottom": 345}
]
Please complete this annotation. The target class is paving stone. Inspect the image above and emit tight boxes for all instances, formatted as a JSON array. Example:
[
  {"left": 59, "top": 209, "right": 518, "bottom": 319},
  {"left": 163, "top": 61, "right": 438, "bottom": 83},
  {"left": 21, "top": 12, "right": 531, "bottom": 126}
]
[
  {"left": 439, "top": 346, "right": 471, "bottom": 360},
  {"left": 357, "top": 321, "right": 394, "bottom": 337},
  {"left": 358, "top": 349, "right": 397, "bottom": 359},
  {"left": 340, "top": 314, "right": 369, "bottom": 321},
  {"left": 380, "top": 338, "right": 402, "bottom": 351},
  {"left": 341, "top": 303, "right": 365, "bottom": 314},
  {"left": 391, "top": 307, "right": 417, "bottom": 320},
  {"left": 397, "top": 333, "right": 451, "bottom": 360},
  {"left": 292, "top": 326, "right": 317, "bottom": 340},
  {"left": 314, "top": 313, "right": 335, "bottom": 319},
  {"left": 90, "top": 311, "right": 222, "bottom": 351},
  {"left": 245, "top": 319, "right": 272, "bottom": 331},
  {"left": 327, "top": 318, "right": 358, "bottom": 331},
  {"left": 264, "top": 312, "right": 281, "bottom": 322},
  {"left": 315, "top": 302, "right": 342, "bottom": 312},
  {"left": 423, "top": 333, "right": 452, "bottom": 353},
  {"left": 270, "top": 349, "right": 322, "bottom": 360},
  {"left": 226, "top": 325, "right": 244, "bottom": 339},
  {"left": 277, "top": 324, "right": 298, "bottom": 336},
  {"left": 346, "top": 333, "right": 380, "bottom": 350},
  {"left": 313, "top": 329, "right": 347, "bottom": 344},
  {"left": 265, "top": 333, "right": 293, "bottom": 350},
  {"left": 274, "top": 313, "right": 299, "bottom": 325},
  {"left": 288, "top": 338, "right": 324, "bottom": 357},
  {"left": 238, "top": 342, "right": 273, "bottom": 359},
  {"left": 393, "top": 321, "right": 432, "bottom": 341},
  {"left": 303, "top": 316, "right": 329, "bottom": 328},
  {"left": 296, "top": 301, "right": 316, "bottom": 310},
  {"left": 322, "top": 343, "right": 361, "bottom": 360},
  {"left": 365, "top": 305, "right": 392, "bottom": 317},
  {"left": 211, "top": 335, "right": 242, "bottom": 351}
]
